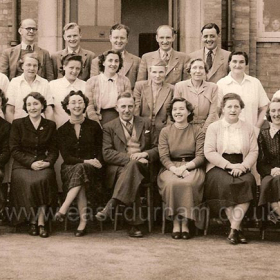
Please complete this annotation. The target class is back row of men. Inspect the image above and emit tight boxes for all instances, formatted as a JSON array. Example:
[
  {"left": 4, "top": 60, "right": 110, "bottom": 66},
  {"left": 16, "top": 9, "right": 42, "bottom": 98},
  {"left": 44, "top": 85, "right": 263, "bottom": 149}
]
[{"left": 0, "top": 19, "right": 230, "bottom": 87}]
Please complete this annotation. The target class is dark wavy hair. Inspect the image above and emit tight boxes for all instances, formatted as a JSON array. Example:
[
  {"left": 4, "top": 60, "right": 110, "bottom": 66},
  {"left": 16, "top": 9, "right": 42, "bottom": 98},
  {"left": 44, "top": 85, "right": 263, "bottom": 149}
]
[
  {"left": 187, "top": 58, "right": 209, "bottom": 74},
  {"left": 61, "top": 90, "right": 89, "bottom": 115},
  {"left": 168, "top": 97, "right": 194, "bottom": 123},
  {"left": 228, "top": 51, "right": 249, "bottom": 65},
  {"left": 219, "top": 93, "right": 245, "bottom": 116},
  {"left": 201, "top": 23, "right": 220, "bottom": 35},
  {"left": 0, "top": 89, "right": 8, "bottom": 113},
  {"left": 23, "top": 92, "right": 47, "bottom": 113},
  {"left": 98, "top": 50, "right": 123, "bottom": 73},
  {"left": 60, "top": 54, "right": 83, "bottom": 76},
  {"left": 266, "top": 98, "right": 280, "bottom": 122},
  {"left": 110, "top": 23, "right": 130, "bottom": 37}
]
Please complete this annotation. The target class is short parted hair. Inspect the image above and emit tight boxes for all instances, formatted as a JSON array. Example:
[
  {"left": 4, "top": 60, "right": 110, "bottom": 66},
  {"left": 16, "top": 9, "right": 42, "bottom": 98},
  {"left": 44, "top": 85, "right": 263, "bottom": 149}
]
[
  {"left": 228, "top": 51, "right": 249, "bottom": 65},
  {"left": 219, "top": 93, "right": 245, "bottom": 115},
  {"left": 60, "top": 54, "right": 83, "bottom": 75},
  {"left": 0, "top": 89, "right": 8, "bottom": 113},
  {"left": 61, "top": 90, "right": 89, "bottom": 115},
  {"left": 201, "top": 23, "right": 220, "bottom": 35},
  {"left": 187, "top": 58, "right": 209, "bottom": 74},
  {"left": 169, "top": 97, "right": 194, "bottom": 123},
  {"left": 266, "top": 98, "right": 280, "bottom": 122},
  {"left": 117, "top": 91, "right": 135, "bottom": 102},
  {"left": 19, "top": 52, "right": 41, "bottom": 71},
  {"left": 63, "top": 22, "right": 81, "bottom": 34},
  {"left": 110, "top": 23, "right": 130, "bottom": 37},
  {"left": 23, "top": 92, "right": 47, "bottom": 113},
  {"left": 149, "top": 60, "right": 167, "bottom": 71},
  {"left": 98, "top": 50, "right": 123, "bottom": 73},
  {"left": 156, "top": 25, "right": 176, "bottom": 35}
]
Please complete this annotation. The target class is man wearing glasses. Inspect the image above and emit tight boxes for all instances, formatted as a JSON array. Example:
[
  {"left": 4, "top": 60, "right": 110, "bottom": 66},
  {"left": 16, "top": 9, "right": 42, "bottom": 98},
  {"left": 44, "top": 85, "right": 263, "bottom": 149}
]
[{"left": 0, "top": 18, "right": 54, "bottom": 81}]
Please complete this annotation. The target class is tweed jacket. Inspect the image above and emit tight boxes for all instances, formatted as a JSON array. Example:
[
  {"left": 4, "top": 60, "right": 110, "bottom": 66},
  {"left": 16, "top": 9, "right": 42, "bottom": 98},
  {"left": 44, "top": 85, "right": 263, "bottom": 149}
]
[
  {"left": 85, "top": 74, "right": 131, "bottom": 122},
  {"left": 133, "top": 80, "right": 173, "bottom": 131},
  {"left": 90, "top": 51, "right": 140, "bottom": 89},
  {"left": 0, "top": 44, "right": 54, "bottom": 81},
  {"left": 0, "top": 117, "right": 11, "bottom": 169},
  {"left": 102, "top": 116, "right": 159, "bottom": 189},
  {"left": 204, "top": 119, "right": 258, "bottom": 173},
  {"left": 189, "top": 47, "right": 230, "bottom": 84},
  {"left": 51, "top": 48, "right": 96, "bottom": 81},
  {"left": 137, "top": 49, "right": 190, "bottom": 85}
]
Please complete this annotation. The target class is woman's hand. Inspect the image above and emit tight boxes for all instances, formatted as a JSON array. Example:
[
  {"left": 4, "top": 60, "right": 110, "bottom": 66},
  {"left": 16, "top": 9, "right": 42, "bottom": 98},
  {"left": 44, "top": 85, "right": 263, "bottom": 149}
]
[
  {"left": 229, "top": 168, "right": 243, "bottom": 177},
  {"left": 84, "top": 159, "right": 102, "bottom": 169},
  {"left": 271, "top": 167, "right": 280, "bottom": 177},
  {"left": 170, "top": 166, "right": 187, "bottom": 178},
  {"left": 130, "top": 152, "right": 148, "bottom": 161},
  {"left": 31, "top": 160, "right": 50, "bottom": 170}
]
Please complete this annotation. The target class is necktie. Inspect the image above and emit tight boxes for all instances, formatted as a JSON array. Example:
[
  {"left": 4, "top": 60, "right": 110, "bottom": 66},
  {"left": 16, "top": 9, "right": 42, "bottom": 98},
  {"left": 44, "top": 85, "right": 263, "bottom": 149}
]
[
  {"left": 126, "top": 121, "right": 133, "bottom": 136},
  {"left": 206, "top": 50, "right": 213, "bottom": 70},
  {"left": 163, "top": 51, "right": 169, "bottom": 63},
  {"left": 26, "top": 45, "right": 32, "bottom": 51}
]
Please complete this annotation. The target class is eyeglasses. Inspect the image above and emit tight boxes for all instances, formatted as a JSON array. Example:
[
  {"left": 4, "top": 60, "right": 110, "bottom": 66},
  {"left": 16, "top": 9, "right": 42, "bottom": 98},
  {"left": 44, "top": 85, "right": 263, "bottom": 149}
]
[
  {"left": 22, "top": 27, "right": 38, "bottom": 32},
  {"left": 69, "top": 101, "right": 84, "bottom": 105}
]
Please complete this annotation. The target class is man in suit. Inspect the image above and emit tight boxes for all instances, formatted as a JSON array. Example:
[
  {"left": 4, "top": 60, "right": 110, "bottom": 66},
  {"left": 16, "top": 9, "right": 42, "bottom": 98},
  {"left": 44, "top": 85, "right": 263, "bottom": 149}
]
[
  {"left": 189, "top": 23, "right": 230, "bottom": 83},
  {"left": 137, "top": 25, "right": 190, "bottom": 85},
  {"left": 90, "top": 23, "right": 140, "bottom": 89},
  {"left": 51, "top": 22, "right": 96, "bottom": 81},
  {"left": 95, "top": 92, "right": 158, "bottom": 237},
  {"left": 0, "top": 18, "right": 54, "bottom": 81}
]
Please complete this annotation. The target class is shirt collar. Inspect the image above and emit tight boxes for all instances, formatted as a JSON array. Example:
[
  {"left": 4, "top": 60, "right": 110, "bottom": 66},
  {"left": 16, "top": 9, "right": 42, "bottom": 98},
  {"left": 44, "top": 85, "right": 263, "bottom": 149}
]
[
  {"left": 222, "top": 118, "right": 242, "bottom": 128},
  {"left": 120, "top": 117, "right": 134, "bottom": 127},
  {"left": 21, "top": 42, "right": 34, "bottom": 50},
  {"left": 159, "top": 49, "right": 172, "bottom": 59},
  {"left": 62, "top": 76, "right": 81, "bottom": 87},
  {"left": 205, "top": 47, "right": 217, "bottom": 56},
  {"left": 67, "top": 47, "right": 81, "bottom": 54},
  {"left": 270, "top": 122, "right": 280, "bottom": 138},
  {"left": 20, "top": 73, "right": 40, "bottom": 83},
  {"left": 224, "top": 72, "right": 250, "bottom": 85}
]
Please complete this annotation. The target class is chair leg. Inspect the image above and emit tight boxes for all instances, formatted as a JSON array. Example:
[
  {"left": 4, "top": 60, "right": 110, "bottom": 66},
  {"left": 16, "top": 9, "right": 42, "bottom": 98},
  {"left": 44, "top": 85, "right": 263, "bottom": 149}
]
[
  {"left": 204, "top": 205, "right": 210, "bottom": 236},
  {"left": 114, "top": 204, "right": 119, "bottom": 231},
  {"left": 162, "top": 201, "right": 166, "bottom": 234}
]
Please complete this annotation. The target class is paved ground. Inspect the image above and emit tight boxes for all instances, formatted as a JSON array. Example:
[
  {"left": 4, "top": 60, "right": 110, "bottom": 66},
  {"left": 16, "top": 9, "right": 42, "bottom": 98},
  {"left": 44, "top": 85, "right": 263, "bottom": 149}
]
[{"left": 1, "top": 222, "right": 280, "bottom": 280}]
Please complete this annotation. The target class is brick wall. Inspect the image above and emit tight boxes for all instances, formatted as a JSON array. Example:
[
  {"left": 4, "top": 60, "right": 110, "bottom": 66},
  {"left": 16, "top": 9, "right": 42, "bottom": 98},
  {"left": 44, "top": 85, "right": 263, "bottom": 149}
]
[{"left": 0, "top": 0, "right": 13, "bottom": 53}]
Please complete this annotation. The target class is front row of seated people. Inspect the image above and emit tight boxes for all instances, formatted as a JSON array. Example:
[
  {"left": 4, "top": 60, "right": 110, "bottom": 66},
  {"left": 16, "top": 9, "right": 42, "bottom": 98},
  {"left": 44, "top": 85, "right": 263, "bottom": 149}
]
[{"left": 1, "top": 88, "right": 280, "bottom": 244}]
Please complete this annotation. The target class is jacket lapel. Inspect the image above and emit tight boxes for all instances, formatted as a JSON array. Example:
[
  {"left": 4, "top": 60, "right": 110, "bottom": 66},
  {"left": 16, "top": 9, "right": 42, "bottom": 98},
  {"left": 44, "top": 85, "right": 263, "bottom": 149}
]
[
  {"left": 123, "top": 52, "right": 133, "bottom": 76},
  {"left": 78, "top": 48, "right": 88, "bottom": 66},
  {"left": 143, "top": 82, "right": 153, "bottom": 112},
  {"left": 154, "top": 84, "right": 170, "bottom": 115},
  {"left": 207, "top": 47, "right": 224, "bottom": 80},
  {"left": 10, "top": 45, "right": 21, "bottom": 78},
  {"left": 114, "top": 119, "right": 127, "bottom": 144},
  {"left": 134, "top": 116, "right": 144, "bottom": 142},
  {"left": 166, "top": 50, "right": 179, "bottom": 76},
  {"left": 34, "top": 45, "right": 44, "bottom": 65}
]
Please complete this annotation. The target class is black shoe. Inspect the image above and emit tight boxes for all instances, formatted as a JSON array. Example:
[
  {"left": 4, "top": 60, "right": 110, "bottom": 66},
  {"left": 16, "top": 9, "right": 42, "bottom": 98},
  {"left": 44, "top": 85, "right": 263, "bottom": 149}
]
[
  {"left": 74, "top": 227, "right": 87, "bottom": 237},
  {"left": 181, "top": 231, "right": 191, "bottom": 240},
  {"left": 237, "top": 230, "right": 247, "bottom": 244},
  {"left": 171, "top": 231, "right": 181, "bottom": 239},
  {"left": 39, "top": 225, "right": 49, "bottom": 238},
  {"left": 95, "top": 199, "right": 117, "bottom": 221},
  {"left": 128, "top": 226, "right": 143, "bottom": 238},
  {"left": 54, "top": 212, "right": 65, "bottom": 222},
  {"left": 227, "top": 228, "right": 238, "bottom": 245},
  {"left": 28, "top": 223, "right": 39, "bottom": 236}
]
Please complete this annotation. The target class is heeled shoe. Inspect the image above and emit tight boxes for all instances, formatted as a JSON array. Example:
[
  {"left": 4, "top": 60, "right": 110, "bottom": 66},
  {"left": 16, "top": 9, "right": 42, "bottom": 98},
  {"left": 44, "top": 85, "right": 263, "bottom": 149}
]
[
  {"left": 38, "top": 225, "right": 49, "bottom": 238},
  {"left": 54, "top": 212, "right": 65, "bottom": 222},
  {"left": 28, "top": 223, "right": 39, "bottom": 236},
  {"left": 95, "top": 199, "right": 117, "bottom": 221},
  {"left": 181, "top": 231, "right": 191, "bottom": 240},
  {"left": 227, "top": 228, "right": 238, "bottom": 245},
  {"left": 74, "top": 227, "right": 87, "bottom": 237},
  {"left": 237, "top": 230, "right": 247, "bottom": 244},
  {"left": 171, "top": 232, "right": 181, "bottom": 239}
]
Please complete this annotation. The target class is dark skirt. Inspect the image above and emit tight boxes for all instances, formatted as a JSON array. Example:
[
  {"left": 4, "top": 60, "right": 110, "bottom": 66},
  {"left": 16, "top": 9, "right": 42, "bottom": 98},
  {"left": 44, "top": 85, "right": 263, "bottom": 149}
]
[
  {"left": 100, "top": 108, "right": 118, "bottom": 126},
  {"left": 10, "top": 167, "right": 57, "bottom": 225},
  {"left": 258, "top": 175, "right": 280, "bottom": 206},
  {"left": 204, "top": 154, "right": 255, "bottom": 213}
]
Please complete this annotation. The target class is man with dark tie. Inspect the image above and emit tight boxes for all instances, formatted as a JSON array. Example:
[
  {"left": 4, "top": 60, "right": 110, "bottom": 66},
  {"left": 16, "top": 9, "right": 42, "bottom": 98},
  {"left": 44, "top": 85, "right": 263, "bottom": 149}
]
[
  {"left": 0, "top": 18, "right": 54, "bottom": 81},
  {"left": 51, "top": 22, "right": 96, "bottom": 81},
  {"left": 137, "top": 25, "right": 190, "bottom": 85},
  {"left": 90, "top": 23, "right": 140, "bottom": 89},
  {"left": 189, "top": 23, "right": 230, "bottom": 83},
  {"left": 95, "top": 92, "right": 158, "bottom": 238}
]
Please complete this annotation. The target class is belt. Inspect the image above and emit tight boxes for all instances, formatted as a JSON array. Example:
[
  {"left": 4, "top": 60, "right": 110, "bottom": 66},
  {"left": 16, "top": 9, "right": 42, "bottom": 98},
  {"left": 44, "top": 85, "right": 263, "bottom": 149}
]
[{"left": 170, "top": 157, "right": 194, "bottom": 162}]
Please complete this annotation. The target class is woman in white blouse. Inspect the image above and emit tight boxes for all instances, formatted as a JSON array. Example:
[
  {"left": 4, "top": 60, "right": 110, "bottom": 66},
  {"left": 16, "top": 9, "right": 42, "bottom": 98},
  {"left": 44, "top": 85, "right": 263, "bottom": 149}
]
[{"left": 204, "top": 93, "right": 258, "bottom": 245}]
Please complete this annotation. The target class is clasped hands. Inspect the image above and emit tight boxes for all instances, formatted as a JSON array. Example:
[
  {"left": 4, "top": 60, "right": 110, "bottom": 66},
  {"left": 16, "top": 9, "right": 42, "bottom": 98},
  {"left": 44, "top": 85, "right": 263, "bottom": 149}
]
[
  {"left": 84, "top": 158, "right": 102, "bottom": 169},
  {"left": 170, "top": 165, "right": 190, "bottom": 178},
  {"left": 271, "top": 167, "right": 280, "bottom": 177},
  {"left": 226, "top": 163, "right": 246, "bottom": 177},
  {"left": 31, "top": 160, "right": 50, "bottom": 171},
  {"left": 130, "top": 152, "right": 148, "bottom": 164}
]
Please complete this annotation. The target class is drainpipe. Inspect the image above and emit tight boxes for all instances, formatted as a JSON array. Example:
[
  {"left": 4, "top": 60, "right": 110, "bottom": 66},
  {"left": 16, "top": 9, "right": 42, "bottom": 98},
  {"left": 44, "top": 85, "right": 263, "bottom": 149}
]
[
  {"left": 227, "top": 0, "right": 233, "bottom": 51},
  {"left": 10, "top": 0, "right": 19, "bottom": 47}
]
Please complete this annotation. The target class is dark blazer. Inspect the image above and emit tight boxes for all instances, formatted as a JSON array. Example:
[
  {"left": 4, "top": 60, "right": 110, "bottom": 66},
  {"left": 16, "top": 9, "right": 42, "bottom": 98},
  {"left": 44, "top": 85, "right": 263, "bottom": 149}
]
[
  {"left": 0, "top": 44, "right": 54, "bottom": 81},
  {"left": 102, "top": 116, "right": 158, "bottom": 189},
  {"left": 9, "top": 116, "right": 58, "bottom": 169},
  {"left": 0, "top": 117, "right": 11, "bottom": 169},
  {"left": 51, "top": 48, "right": 96, "bottom": 81},
  {"left": 189, "top": 47, "right": 230, "bottom": 83},
  {"left": 137, "top": 49, "right": 190, "bottom": 85},
  {"left": 133, "top": 80, "right": 173, "bottom": 131},
  {"left": 90, "top": 51, "right": 140, "bottom": 89},
  {"left": 58, "top": 118, "right": 103, "bottom": 165}
]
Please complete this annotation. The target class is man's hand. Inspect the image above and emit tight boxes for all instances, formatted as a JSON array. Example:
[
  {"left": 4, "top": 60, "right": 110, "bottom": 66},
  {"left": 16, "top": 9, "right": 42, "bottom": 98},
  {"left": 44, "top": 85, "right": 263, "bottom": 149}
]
[
  {"left": 84, "top": 158, "right": 102, "bottom": 169},
  {"left": 130, "top": 152, "right": 148, "bottom": 161},
  {"left": 31, "top": 160, "right": 50, "bottom": 170}
]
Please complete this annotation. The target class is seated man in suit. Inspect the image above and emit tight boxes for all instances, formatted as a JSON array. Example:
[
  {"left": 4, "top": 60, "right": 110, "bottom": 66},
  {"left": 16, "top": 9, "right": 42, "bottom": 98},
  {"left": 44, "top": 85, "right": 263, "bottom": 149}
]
[
  {"left": 134, "top": 60, "right": 173, "bottom": 138},
  {"left": 137, "top": 25, "right": 190, "bottom": 85},
  {"left": 189, "top": 23, "right": 230, "bottom": 83},
  {"left": 51, "top": 22, "right": 96, "bottom": 81},
  {"left": 95, "top": 92, "right": 158, "bottom": 237},
  {"left": 90, "top": 23, "right": 140, "bottom": 89},
  {"left": 0, "top": 18, "right": 54, "bottom": 81}
]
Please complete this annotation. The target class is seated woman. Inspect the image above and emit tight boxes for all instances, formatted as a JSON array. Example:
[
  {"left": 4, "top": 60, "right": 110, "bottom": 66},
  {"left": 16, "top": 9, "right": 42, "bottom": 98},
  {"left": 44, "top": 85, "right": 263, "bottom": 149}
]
[
  {"left": 5, "top": 52, "right": 54, "bottom": 123},
  {"left": 50, "top": 54, "right": 86, "bottom": 128},
  {"left": 174, "top": 58, "right": 218, "bottom": 132},
  {"left": 257, "top": 98, "right": 280, "bottom": 222},
  {"left": 56, "top": 90, "right": 103, "bottom": 237},
  {"left": 204, "top": 93, "right": 258, "bottom": 245},
  {"left": 9, "top": 92, "right": 58, "bottom": 238},
  {"left": 157, "top": 97, "right": 205, "bottom": 240},
  {"left": 85, "top": 50, "right": 131, "bottom": 126}
]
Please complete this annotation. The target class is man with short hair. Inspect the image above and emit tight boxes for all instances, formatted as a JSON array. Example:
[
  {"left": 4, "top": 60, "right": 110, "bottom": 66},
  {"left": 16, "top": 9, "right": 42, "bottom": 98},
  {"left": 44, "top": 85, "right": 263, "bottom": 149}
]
[
  {"left": 189, "top": 23, "right": 230, "bottom": 83},
  {"left": 51, "top": 22, "right": 96, "bottom": 81},
  {"left": 90, "top": 23, "right": 140, "bottom": 89},
  {"left": 96, "top": 92, "right": 158, "bottom": 237},
  {"left": 137, "top": 25, "right": 190, "bottom": 85},
  {"left": 0, "top": 18, "right": 54, "bottom": 81}
]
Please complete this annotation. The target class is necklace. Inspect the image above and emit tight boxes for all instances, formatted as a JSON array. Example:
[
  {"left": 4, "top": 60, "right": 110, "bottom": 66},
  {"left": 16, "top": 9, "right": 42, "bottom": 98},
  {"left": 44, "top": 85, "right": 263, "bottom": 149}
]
[{"left": 174, "top": 123, "right": 189, "bottom": 130}]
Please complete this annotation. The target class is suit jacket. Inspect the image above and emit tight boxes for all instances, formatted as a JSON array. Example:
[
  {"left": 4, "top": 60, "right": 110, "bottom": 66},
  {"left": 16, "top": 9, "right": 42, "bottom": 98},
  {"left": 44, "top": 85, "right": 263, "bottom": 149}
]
[
  {"left": 51, "top": 48, "right": 96, "bottom": 81},
  {"left": 137, "top": 49, "right": 190, "bottom": 85},
  {"left": 204, "top": 119, "right": 258, "bottom": 173},
  {"left": 102, "top": 116, "right": 159, "bottom": 189},
  {"left": 189, "top": 47, "right": 230, "bottom": 83},
  {"left": 133, "top": 80, "right": 173, "bottom": 131},
  {"left": 0, "top": 44, "right": 54, "bottom": 81},
  {"left": 0, "top": 117, "right": 11, "bottom": 168},
  {"left": 9, "top": 116, "right": 58, "bottom": 169},
  {"left": 90, "top": 51, "right": 140, "bottom": 89}
]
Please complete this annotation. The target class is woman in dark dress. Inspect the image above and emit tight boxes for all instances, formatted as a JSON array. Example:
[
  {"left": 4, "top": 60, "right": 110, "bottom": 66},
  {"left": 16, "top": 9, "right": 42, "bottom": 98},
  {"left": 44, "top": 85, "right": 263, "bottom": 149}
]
[
  {"left": 257, "top": 98, "right": 280, "bottom": 222},
  {"left": 55, "top": 90, "right": 103, "bottom": 237},
  {"left": 204, "top": 93, "right": 258, "bottom": 245},
  {"left": 9, "top": 92, "right": 58, "bottom": 238}
]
